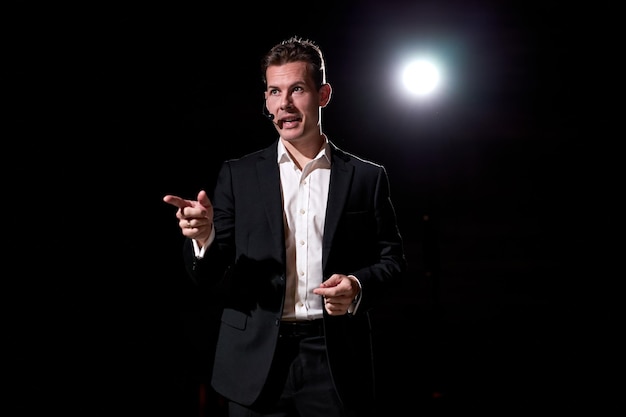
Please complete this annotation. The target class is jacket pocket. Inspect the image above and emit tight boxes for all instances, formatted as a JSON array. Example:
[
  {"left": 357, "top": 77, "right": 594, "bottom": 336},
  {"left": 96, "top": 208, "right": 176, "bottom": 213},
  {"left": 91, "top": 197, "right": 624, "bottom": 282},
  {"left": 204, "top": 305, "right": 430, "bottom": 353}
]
[{"left": 221, "top": 308, "right": 247, "bottom": 330}]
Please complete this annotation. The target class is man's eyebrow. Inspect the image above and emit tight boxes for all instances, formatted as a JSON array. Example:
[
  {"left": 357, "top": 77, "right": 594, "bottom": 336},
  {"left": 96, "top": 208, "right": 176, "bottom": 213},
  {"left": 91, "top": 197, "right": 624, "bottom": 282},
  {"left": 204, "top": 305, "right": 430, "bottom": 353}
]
[{"left": 267, "top": 80, "right": 308, "bottom": 90}]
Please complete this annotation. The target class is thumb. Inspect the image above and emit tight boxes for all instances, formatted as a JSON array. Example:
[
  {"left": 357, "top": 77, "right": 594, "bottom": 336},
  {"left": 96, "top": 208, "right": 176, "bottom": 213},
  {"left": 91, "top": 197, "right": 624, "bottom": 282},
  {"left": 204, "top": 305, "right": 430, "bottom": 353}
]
[
  {"left": 320, "top": 274, "right": 342, "bottom": 288},
  {"left": 197, "top": 190, "right": 212, "bottom": 209}
]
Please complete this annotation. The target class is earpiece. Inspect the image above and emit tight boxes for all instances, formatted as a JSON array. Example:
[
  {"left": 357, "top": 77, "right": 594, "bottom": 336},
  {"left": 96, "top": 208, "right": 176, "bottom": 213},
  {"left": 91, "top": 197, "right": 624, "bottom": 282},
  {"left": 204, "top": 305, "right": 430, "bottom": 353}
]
[{"left": 262, "top": 103, "right": 275, "bottom": 121}]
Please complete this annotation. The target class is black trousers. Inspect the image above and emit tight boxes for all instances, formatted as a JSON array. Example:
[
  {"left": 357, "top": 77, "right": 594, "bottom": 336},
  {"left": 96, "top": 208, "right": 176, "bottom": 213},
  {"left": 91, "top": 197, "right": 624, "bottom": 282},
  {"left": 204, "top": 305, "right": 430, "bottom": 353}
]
[{"left": 228, "top": 322, "right": 355, "bottom": 417}]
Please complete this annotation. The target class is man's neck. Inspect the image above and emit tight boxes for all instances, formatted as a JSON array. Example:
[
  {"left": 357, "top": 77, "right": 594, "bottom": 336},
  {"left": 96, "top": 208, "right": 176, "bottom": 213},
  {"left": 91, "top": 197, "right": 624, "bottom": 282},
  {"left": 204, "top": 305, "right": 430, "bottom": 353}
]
[{"left": 281, "top": 134, "right": 326, "bottom": 169}]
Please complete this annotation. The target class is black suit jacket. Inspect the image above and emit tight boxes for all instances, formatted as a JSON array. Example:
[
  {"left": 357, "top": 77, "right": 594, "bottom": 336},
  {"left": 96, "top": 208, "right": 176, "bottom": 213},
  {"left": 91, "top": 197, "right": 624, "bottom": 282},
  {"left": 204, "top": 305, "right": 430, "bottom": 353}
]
[{"left": 183, "top": 140, "right": 407, "bottom": 410}]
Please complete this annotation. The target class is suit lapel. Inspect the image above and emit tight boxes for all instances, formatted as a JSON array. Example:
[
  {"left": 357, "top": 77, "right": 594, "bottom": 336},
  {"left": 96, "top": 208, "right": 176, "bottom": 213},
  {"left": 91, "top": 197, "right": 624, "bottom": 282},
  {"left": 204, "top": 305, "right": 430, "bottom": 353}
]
[
  {"left": 256, "top": 144, "right": 286, "bottom": 256},
  {"left": 323, "top": 147, "right": 353, "bottom": 269}
]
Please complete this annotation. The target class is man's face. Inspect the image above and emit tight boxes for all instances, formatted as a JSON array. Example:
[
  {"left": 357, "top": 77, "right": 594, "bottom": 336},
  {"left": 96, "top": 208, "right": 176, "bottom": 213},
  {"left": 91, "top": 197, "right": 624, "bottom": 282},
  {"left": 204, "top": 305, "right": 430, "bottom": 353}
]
[{"left": 264, "top": 61, "right": 327, "bottom": 142}]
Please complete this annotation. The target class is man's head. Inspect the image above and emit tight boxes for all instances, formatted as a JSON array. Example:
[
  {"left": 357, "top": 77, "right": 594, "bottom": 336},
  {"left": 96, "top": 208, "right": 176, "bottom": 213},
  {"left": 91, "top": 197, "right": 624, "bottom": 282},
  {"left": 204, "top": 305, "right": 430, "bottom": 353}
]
[{"left": 262, "top": 36, "right": 332, "bottom": 144}]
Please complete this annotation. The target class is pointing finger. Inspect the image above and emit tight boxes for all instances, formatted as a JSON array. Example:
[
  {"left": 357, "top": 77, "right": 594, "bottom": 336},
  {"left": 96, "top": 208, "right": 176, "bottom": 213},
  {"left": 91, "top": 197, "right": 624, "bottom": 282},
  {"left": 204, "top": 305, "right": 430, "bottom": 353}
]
[{"left": 163, "top": 194, "right": 185, "bottom": 208}]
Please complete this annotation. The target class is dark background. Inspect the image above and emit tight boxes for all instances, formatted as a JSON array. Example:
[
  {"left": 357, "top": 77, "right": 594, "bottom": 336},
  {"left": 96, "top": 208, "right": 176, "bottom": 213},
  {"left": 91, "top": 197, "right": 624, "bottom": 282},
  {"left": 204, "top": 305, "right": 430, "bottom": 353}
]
[{"left": 8, "top": 1, "right": 612, "bottom": 415}]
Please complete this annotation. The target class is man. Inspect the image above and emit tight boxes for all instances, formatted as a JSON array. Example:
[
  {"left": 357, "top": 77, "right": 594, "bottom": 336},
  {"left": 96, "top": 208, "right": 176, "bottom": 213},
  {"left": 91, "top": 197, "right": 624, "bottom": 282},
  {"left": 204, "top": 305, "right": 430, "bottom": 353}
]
[{"left": 164, "top": 36, "right": 407, "bottom": 417}]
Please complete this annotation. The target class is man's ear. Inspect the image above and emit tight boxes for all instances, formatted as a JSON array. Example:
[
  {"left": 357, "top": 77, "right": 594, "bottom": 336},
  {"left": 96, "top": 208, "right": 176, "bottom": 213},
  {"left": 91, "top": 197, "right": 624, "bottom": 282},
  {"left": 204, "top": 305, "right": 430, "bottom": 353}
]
[{"left": 319, "top": 83, "right": 332, "bottom": 107}]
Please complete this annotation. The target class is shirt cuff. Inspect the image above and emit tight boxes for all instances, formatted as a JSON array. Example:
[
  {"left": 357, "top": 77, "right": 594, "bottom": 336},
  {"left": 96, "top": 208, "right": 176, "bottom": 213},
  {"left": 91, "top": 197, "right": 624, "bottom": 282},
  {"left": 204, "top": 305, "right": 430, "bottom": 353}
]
[
  {"left": 347, "top": 275, "right": 362, "bottom": 314},
  {"left": 191, "top": 224, "right": 215, "bottom": 259}
]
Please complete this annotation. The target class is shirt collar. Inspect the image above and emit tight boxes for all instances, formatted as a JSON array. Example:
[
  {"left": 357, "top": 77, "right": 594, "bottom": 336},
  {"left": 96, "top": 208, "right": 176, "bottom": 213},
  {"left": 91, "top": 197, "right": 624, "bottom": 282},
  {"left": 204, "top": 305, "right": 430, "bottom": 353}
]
[{"left": 277, "top": 137, "right": 331, "bottom": 165}]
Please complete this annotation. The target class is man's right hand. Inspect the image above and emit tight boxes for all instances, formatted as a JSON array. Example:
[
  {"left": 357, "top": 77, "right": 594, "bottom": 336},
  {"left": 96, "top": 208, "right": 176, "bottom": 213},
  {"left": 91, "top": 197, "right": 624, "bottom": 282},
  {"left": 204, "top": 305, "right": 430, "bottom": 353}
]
[{"left": 163, "top": 190, "right": 214, "bottom": 247}]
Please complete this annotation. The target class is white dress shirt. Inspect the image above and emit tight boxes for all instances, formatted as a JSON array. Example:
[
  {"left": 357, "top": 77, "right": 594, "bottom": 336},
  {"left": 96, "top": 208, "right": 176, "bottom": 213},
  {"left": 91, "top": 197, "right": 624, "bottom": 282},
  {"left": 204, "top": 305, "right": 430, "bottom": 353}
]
[{"left": 278, "top": 138, "right": 331, "bottom": 321}]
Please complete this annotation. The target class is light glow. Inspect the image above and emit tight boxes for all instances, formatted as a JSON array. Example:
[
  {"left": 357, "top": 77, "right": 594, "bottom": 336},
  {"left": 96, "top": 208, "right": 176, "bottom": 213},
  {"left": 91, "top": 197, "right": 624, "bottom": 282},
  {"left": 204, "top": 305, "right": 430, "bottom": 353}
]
[{"left": 402, "top": 59, "right": 441, "bottom": 97}]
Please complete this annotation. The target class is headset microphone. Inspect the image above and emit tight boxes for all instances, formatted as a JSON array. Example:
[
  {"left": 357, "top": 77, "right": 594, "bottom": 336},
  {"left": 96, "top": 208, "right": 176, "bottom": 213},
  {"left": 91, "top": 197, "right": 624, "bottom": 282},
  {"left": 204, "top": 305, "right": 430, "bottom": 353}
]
[{"left": 262, "top": 103, "right": 275, "bottom": 121}]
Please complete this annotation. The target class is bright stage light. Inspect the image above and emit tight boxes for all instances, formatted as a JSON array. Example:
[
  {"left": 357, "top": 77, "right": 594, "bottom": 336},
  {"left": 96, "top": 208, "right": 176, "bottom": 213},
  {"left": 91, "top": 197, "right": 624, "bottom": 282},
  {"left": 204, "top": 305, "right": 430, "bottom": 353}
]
[{"left": 402, "top": 59, "right": 441, "bottom": 97}]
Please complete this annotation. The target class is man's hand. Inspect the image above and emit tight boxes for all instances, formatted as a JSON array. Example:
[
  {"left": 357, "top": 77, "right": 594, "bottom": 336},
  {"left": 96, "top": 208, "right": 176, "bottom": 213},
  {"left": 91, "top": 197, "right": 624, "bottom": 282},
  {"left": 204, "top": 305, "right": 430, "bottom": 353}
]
[
  {"left": 313, "top": 274, "right": 360, "bottom": 316},
  {"left": 163, "top": 190, "right": 214, "bottom": 247}
]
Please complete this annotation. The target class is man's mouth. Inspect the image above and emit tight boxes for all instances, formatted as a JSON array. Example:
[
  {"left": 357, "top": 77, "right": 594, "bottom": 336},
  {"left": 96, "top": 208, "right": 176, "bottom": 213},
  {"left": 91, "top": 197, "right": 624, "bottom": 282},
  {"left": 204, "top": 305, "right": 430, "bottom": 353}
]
[{"left": 280, "top": 117, "right": 302, "bottom": 128}]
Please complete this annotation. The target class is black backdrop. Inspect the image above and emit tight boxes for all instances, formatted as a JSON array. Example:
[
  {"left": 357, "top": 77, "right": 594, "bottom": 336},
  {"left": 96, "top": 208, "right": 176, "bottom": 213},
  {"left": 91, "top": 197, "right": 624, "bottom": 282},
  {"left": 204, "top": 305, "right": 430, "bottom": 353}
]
[{"left": 8, "top": 1, "right": 612, "bottom": 415}]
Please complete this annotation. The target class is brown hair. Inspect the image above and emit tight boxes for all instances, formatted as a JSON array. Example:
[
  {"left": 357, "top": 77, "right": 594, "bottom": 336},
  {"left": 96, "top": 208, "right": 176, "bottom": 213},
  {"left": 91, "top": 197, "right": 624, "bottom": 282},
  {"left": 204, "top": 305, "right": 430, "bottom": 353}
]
[{"left": 261, "top": 36, "right": 327, "bottom": 90}]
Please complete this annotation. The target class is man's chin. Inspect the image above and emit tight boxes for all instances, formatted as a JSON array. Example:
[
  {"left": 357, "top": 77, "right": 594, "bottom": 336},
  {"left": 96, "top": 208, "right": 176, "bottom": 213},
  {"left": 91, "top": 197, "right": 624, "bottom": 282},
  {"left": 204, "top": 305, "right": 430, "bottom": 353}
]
[{"left": 279, "top": 131, "right": 303, "bottom": 142}]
